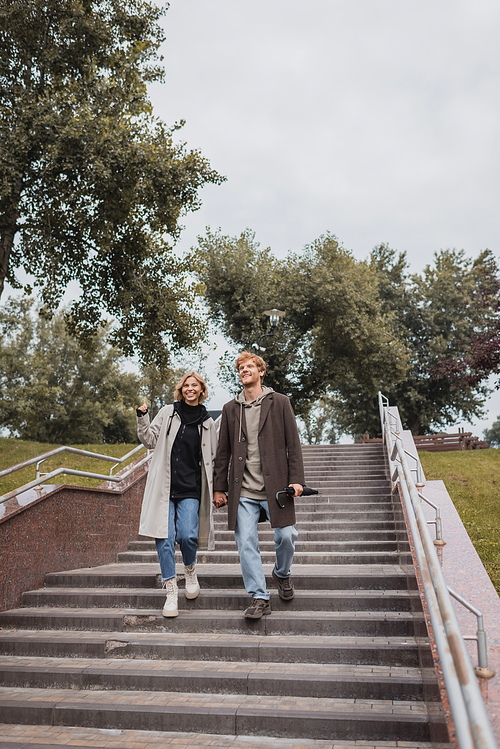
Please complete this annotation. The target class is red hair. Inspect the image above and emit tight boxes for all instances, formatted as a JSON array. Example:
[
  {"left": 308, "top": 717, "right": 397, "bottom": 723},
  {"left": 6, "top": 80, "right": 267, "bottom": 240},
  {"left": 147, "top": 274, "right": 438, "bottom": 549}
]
[{"left": 235, "top": 351, "right": 266, "bottom": 380}]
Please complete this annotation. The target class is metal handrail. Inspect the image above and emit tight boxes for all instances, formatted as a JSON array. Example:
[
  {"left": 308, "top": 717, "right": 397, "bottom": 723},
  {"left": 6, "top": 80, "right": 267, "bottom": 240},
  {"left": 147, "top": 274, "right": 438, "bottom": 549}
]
[
  {"left": 378, "top": 392, "right": 497, "bottom": 749},
  {"left": 389, "top": 436, "right": 446, "bottom": 546},
  {"left": 0, "top": 444, "right": 149, "bottom": 504}
]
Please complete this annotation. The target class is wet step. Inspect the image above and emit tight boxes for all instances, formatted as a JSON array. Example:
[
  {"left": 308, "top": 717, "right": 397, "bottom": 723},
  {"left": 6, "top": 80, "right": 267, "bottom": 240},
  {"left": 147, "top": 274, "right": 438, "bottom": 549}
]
[
  {"left": 0, "top": 686, "right": 431, "bottom": 742},
  {"left": 0, "top": 630, "right": 424, "bottom": 667},
  {"left": 0, "top": 608, "right": 423, "bottom": 637},
  {"left": 0, "top": 656, "right": 429, "bottom": 702}
]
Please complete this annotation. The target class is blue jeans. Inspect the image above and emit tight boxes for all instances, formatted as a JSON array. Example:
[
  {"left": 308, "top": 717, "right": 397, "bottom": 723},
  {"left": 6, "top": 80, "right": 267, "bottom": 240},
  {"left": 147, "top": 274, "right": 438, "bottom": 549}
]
[
  {"left": 155, "top": 497, "right": 200, "bottom": 581},
  {"left": 235, "top": 496, "right": 298, "bottom": 600}
]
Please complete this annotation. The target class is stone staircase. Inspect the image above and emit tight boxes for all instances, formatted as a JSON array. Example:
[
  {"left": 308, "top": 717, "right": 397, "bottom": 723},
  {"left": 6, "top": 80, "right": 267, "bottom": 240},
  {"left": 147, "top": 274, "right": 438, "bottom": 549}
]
[{"left": 0, "top": 444, "right": 447, "bottom": 746}]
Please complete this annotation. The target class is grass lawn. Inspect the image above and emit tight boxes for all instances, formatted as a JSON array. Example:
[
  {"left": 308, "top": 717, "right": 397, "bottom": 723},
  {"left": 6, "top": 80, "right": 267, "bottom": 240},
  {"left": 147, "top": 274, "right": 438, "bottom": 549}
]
[
  {"left": 0, "top": 437, "right": 145, "bottom": 497},
  {"left": 419, "top": 449, "right": 500, "bottom": 594}
]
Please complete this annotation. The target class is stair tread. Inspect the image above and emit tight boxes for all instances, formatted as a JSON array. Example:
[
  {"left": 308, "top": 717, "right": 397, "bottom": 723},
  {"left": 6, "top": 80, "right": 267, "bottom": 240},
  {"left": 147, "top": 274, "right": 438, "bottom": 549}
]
[
  {"left": 0, "top": 630, "right": 422, "bottom": 647},
  {"left": 0, "top": 655, "right": 426, "bottom": 680},
  {"left": 0, "top": 723, "right": 435, "bottom": 749},
  {"left": 22, "top": 587, "right": 415, "bottom": 596},
  {"left": 0, "top": 685, "right": 430, "bottom": 717},
  {"left": 44, "top": 561, "right": 409, "bottom": 576},
  {"left": 1, "top": 607, "right": 421, "bottom": 620}
]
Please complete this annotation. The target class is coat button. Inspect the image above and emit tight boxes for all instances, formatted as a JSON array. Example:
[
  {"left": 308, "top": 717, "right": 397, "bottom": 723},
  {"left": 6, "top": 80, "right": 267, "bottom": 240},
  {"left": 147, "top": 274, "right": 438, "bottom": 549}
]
[
  {"left": 238, "top": 457, "right": 242, "bottom": 461},
  {"left": 242, "top": 437, "right": 246, "bottom": 441},
  {"left": 235, "top": 478, "right": 239, "bottom": 483}
]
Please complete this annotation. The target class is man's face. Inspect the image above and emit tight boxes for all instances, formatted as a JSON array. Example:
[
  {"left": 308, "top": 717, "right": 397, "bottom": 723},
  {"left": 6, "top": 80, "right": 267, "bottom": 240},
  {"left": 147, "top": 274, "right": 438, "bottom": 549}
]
[{"left": 238, "top": 358, "right": 262, "bottom": 387}]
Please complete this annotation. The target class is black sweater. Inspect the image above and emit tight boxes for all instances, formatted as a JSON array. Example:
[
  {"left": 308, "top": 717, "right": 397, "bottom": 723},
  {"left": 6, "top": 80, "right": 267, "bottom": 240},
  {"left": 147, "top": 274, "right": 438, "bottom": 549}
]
[{"left": 169, "top": 401, "right": 209, "bottom": 501}]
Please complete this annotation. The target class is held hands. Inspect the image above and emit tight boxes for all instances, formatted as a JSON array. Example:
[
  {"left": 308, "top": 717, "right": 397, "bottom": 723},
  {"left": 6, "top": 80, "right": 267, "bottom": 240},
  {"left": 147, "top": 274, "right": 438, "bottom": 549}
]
[
  {"left": 289, "top": 483, "right": 303, "bottom": 497},
  {"left": 213, "top": 491, "right": 228, "bottom": 508}
]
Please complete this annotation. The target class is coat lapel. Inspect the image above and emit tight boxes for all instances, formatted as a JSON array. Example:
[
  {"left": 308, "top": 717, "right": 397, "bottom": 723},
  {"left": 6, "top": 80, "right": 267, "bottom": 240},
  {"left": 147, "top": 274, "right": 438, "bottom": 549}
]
[{"left": 258, "top": 393, "right": 273, "bottom": 434}]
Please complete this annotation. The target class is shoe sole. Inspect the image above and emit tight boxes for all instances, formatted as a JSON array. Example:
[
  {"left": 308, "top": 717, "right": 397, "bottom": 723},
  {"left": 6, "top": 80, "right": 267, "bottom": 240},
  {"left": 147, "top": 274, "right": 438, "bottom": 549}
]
[
  {"left": 185, "top": 586, "right": 200, "bottom": 600},
  {"left": 162, "top": 610, "right": 179, "bottom": 617}
]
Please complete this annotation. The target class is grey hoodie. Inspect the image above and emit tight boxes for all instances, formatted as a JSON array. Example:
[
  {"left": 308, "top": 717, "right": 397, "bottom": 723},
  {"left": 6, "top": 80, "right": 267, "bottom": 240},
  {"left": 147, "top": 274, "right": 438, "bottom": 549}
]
[{"left": 235, "top": 386, "right": 274, "bottom": 500}]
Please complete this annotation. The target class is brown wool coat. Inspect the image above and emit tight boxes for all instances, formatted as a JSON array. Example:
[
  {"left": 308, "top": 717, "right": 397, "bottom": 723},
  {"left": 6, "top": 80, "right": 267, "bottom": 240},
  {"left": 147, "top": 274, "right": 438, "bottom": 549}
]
[{"left": 213, "top": 391, "right": 305, "bottom": 530}]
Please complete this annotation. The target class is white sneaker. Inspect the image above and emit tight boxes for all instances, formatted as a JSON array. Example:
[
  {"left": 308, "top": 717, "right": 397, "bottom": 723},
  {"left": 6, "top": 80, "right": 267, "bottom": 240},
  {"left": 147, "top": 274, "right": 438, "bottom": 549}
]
[
  {"left": 184, "top": 562, "right": 200, "bottom": 599},
  {"left": 162, "top": 577, "right": 178, "bottom": 617}
]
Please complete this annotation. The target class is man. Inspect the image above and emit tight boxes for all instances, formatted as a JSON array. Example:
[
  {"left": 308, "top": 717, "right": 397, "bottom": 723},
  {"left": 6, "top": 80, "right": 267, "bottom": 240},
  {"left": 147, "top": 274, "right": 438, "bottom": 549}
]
[{"left": 213, "top": 351, "right": 304, "bottom": 619}]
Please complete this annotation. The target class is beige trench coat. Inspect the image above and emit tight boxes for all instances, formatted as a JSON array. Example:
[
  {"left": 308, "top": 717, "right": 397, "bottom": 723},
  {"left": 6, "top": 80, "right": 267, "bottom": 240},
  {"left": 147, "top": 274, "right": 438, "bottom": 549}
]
[{"left": 137, "top": 405, "right": 217, "bottom": 550}]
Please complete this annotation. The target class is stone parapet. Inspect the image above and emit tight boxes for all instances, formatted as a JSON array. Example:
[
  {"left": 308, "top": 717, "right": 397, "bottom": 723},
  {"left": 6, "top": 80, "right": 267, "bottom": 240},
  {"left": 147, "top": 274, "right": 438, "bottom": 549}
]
[{"left": 0, "top": 465, "right": 147, "bottom": 612}]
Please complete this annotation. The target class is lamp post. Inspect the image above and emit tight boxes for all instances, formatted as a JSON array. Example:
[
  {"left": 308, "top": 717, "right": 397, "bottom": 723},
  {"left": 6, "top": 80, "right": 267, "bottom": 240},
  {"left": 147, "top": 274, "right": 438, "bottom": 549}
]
[{"left": 252, "top": 309, "right": 285, "bottom": 353}]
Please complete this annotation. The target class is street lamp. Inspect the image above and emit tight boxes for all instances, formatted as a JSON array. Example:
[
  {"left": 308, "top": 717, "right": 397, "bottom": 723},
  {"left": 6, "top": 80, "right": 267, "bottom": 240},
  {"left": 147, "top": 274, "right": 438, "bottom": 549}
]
[
  {"left": 263, "top": 308, "right": 286, "bottom": 330},
  {"left": 252, "top": 308, "right": 285, "bottom": 352}
]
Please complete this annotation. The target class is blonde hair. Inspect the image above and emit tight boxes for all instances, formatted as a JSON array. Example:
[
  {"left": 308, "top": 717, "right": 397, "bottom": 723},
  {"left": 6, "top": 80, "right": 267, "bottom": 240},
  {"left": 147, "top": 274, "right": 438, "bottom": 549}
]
[
  {"left": 235, "top": 351, "right": 266, "bottom": 381},
  {"left": 174, "top": 372, "right": 208, "bottom": 403}
]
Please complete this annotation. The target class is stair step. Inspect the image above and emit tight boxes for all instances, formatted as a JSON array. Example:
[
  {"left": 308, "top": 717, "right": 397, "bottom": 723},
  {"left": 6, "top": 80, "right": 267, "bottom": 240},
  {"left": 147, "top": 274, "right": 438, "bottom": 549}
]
[
  {"left": 0, "top": 723, "right": 435, "bottom": 749},
  {"left": 43, "top": 565, "right": 411, "bottom": 590},
  {"left": 0, "top": 686, "right": 431, "bottom": 742},
  {"left": 128, "top": 540, "right": 399, "bottom": 552},
  {"left": 213, "top": 530, "right": 398, "bottom": 541},
  {"left": 19, "top": 587, "right": 418, "bottom": 612},
  {"left": 0, "top": 442, "right": 448, "bottom": 745},
  {"left": 213, "top": 520, "right": 397, "bottom": 530},
  {"left": 116, "top": 550, "right": 401, "bottom": 565},
  {"left": 0, "top": 608, "right": 423, "bottom": 636},
  {"left": 0, "top": 630, "right": 424, "bottom": 666},
  {"left": 0, "top": 656, "right": 429, "bottom": 701}
]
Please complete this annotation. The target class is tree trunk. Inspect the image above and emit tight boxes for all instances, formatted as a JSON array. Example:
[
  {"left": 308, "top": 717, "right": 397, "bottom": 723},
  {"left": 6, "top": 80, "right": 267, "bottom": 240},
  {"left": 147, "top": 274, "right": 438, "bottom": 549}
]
[
  {"left": 0, "top": 212, "right": 17, "bottom": 300},
  {"left": 410, "top": 416, "right": 420, "bottom": 436}
]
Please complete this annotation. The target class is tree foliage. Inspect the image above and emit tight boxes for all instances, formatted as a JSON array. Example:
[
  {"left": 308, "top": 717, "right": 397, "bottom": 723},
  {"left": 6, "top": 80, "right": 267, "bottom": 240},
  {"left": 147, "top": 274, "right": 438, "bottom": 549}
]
[
  {"left": 0, "top": 296, "right": 141, "bottom": 443},
  {"left": 0, "top": 0, "right": 224, "bottom": 368},
  {"left": 433, "top": 250, "right": 500, "bottom": 389},
  {"left": 484, "top": 417, "right": 500, "bottom": 448},
  {"left": 196, "top": 229, "right": 409, "bottom": 427},
  {"left": 197, "top": 230, "right": 498, "bottom": 438},
  {"left": 336, "top": 245, "right": 498, "bottom": 436}
]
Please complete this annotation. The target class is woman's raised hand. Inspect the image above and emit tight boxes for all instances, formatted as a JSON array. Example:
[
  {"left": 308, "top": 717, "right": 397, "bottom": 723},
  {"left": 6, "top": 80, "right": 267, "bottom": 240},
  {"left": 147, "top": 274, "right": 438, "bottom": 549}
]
[{"left": 138, "top": 402, "right": 148, "bottom": 413}]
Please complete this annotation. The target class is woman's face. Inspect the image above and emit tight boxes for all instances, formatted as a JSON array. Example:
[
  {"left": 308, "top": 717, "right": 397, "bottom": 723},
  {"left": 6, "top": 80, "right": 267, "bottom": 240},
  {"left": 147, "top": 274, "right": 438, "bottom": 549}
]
[{"left": 182, "top": 376, "right": 203, "bottom": 405}]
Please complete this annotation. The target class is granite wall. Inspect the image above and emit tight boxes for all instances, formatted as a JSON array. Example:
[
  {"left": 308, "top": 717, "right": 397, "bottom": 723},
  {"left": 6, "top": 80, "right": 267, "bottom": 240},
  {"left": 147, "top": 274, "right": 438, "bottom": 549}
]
[{"left": 0, "top": 468, "right": 147, "bottom": 612}]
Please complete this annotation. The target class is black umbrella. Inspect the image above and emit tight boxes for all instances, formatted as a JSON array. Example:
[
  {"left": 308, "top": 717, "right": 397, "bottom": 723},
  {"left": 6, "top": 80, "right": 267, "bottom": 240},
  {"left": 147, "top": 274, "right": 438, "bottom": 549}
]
[{"left": 275, "top": 485, "right": 319, "bottom": 508}]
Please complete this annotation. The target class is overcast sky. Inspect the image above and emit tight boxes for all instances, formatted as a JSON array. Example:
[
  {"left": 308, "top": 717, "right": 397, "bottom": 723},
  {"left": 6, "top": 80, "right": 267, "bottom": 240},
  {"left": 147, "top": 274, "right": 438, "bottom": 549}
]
[
  {"left": 4, "top": 1, "right": 499, "bottom": 436},
  {"left": 148, "top": 0, "right": 500, "bottom": 435},
  {"left": 155, "top": 0, "right": 499, "bottom": 269}
]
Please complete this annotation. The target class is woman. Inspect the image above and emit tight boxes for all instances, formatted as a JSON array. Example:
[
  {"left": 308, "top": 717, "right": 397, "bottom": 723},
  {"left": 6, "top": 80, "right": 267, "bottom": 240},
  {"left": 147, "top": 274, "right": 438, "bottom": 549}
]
[{"left": 136, "top": 372, "right": 217, "bottom": 617}]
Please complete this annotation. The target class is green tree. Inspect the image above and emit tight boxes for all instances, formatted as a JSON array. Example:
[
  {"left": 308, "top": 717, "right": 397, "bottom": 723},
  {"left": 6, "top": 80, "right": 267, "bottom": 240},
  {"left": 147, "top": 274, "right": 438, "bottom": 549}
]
[
  {"left": 336, "top": 245, "right": 496, "bottom": 437},
  {"left": 298, "top": 393, "right": 339, "bottom": 445},
  {"left": 0, "top": 0, "right": 224, "bottom": 369},
  {"left": 0, "top": 296, "right": 141, "bottom": 443},
  {"left": 484, "top": 418, "right": 500, "bottom": 448},
  {"left": 196, "top": 229, "right": 409, "bottom": 421}
]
